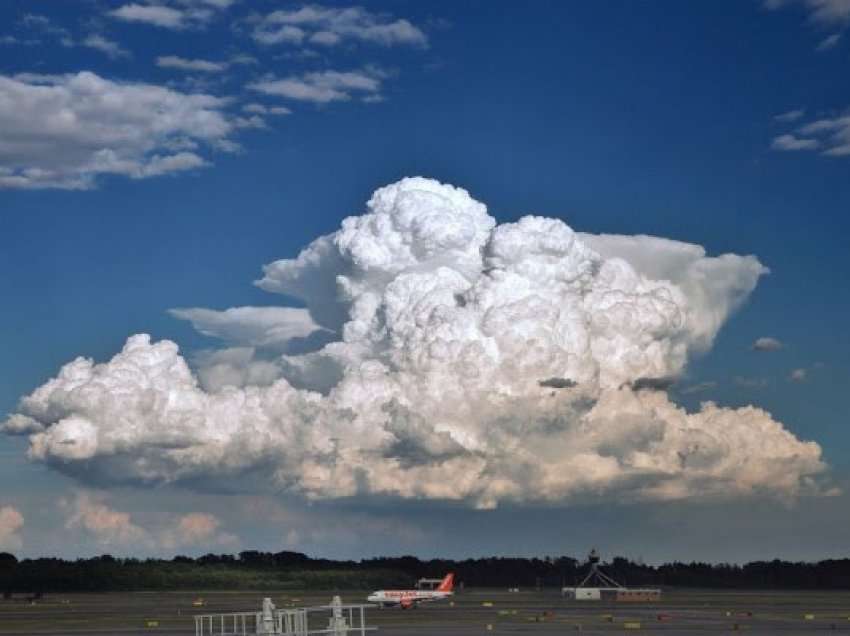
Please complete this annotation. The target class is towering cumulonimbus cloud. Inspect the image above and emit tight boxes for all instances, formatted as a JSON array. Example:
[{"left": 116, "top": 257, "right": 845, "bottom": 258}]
[{"left": 2, "top": 178, "right": 828, "bottom": 508}]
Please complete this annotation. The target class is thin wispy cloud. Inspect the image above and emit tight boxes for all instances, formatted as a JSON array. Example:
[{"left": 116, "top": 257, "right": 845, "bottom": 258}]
[
  {"left": 82, "top": 34, "right": 131, "bottom": 59},
  {"left": 157, "top": 55, "right": 227, "bottom": 72},
  {"left": 772, "top": 133, "right": 821, "bottom": 151},
  {"left": 772, "top": 111, "right": 850, "bottom": 156},
  {"left": 765, "top": 0, "right": 850, "bottom": 26},
  {"left": 799, "top": 114, "right": 850, "bottom": 155},
  {"left": 248, "top": 69, "right": 384, "bottom": 104},
  {"left": 774, "top": 109, "right": 806, "bottom": 123},
  {"left": 230, "top": 53, "right": 258, "bottom": 66},
  {"left": 169, "top": 306, "right": 322, "bottom": 350},
  {"left": 816, "top": 32, "right": 842, "bottom": 49},
  {"left": 680, "top": 381, "right": 718, "bottom": 395},
  {"left": 0, "top": 35, "right": 35, "bottom": 46},
  {"left": 20, "top": 13, "right": 69, "bottom": 37},
  {"left": 734, "top": 376, "right": 769, "bottom": 389},
  {"left": 242, "top": 103, "right": 292, "bottom": 116},
  {"left": 12, "top": 12, "right": 69, "bottom": 46},
  {"left": 765, "top": 1, "right": 850, "bottom": 53},
  {"left": 20, "top": 14, "right": 52, "bottom": 29},
  {"left": 194, "top": 0, "right": 236, "bottom": 8},
  {"left": 804, "top": 0, "right": 850, "bottom": 26},
  {"left": 10, "top": 14, "right": 124, "bottom": 58},
  {"left": 232, "top": 115, "right": 267, "bottom": 129}
]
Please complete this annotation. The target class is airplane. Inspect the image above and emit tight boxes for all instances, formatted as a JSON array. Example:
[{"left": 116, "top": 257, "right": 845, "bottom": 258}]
[{"left": 367, "top": 573, "right": 455, "bottom": 609}]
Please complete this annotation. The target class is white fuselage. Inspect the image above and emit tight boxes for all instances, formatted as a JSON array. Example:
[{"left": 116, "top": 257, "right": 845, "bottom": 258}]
[{"left": 366, "top": 589, "right": 452, "bottom": 607}]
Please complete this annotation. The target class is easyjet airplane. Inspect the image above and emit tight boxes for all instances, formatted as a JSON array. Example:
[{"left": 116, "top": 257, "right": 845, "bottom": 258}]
[{"left": 367, "top": 573, "right": 455, "bottom": 608}]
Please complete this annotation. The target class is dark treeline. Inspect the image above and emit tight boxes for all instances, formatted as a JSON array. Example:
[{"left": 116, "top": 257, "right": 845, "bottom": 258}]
[{"left": 3, "top": 551, "right": 850, "bottom": 593}]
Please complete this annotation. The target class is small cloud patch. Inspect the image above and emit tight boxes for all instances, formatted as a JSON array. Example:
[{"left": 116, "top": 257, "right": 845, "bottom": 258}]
[
  {"left": 752, "top": 337, "right": 783, "bottom": 352},
  {"left": 789, "top": 368, "right": 808, "bottom": 382}
]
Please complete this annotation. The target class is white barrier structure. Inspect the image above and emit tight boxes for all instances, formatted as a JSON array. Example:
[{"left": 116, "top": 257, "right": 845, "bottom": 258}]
[{"left": 194, "top": 596, "right": 376, "bottom": 636}]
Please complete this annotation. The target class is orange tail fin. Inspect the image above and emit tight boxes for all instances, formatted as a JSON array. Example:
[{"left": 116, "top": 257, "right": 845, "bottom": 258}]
[{"left": 437, "top": 573, "right": 454, "bottom": 592}]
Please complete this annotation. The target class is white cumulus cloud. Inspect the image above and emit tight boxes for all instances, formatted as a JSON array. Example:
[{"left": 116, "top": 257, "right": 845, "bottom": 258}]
[
  {"left": 110, "top": 4, "right": 186, "bottom": 29},
  {"left": 189, "top": 347, "right": 287, "bottom": 391},
  {"left": 109, "top": 0, "right": 233, "bottom": 30},
  {"left": 62, "top": 492, "right": 236, "bottom": 550},
  {"left": 248, "top": 69, "right": 384, "bottom": 104},
  {"left": 252, "top": 5, "right": 427, "bottom": 48},
  {"left": 0, "top": 414, "right": 44, "bottom": 435},
  {"left": 0, "top": 71, "right": 233, "bottom": 189},
  {"left": 3, "top": 178, "right": 829, "bottom": 508},
  {"left": 160, "top": 512, "right": 238, "bottom": 550},
  {"left": 64, "top": 492, "right": 148, "bottom": 546},
  {"left": 0, "top": 506, "right": 24, "bottom": 551}
]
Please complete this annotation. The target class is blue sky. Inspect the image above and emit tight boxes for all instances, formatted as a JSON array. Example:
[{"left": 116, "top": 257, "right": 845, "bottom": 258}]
[{"left": 1, "top": 0, "right": 849, "bottom": 562}]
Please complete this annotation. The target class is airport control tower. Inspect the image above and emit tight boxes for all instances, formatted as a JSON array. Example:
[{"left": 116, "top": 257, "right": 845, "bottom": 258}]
[
  {"left": 562, "top": 549, "right": 661, "bottom": 601},
  {"left": 577, "top": 549, "right": 624, "bottom": 589}
]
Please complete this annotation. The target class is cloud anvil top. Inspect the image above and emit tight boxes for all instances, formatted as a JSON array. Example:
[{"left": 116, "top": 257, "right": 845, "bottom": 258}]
[{"left": 2, "top": 178, "right": 828, "bottom": 510}]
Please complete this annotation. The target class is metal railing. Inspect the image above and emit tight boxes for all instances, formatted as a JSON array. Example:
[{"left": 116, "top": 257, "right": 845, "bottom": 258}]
[
  {"left": 194, "top": 611, "right": 262, "bottom": 636},
  {"left": 194, "top": 597, "right": 375, "bottom": 636}
]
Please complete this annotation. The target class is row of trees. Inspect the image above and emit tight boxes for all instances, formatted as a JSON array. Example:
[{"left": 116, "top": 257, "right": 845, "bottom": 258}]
[{"left": 2, "top": 551, "right": 850, "bottom": 593}]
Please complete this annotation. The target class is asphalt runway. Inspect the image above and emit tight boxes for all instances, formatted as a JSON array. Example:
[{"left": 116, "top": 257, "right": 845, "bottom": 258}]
[{"left": 3, "top": 588, "right": 850, "bottom": 634}]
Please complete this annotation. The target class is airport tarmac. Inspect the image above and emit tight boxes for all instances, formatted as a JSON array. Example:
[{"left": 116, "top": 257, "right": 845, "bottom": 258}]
[{"left": 2, "top": 588, "right": 850, "bottom": 634}]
